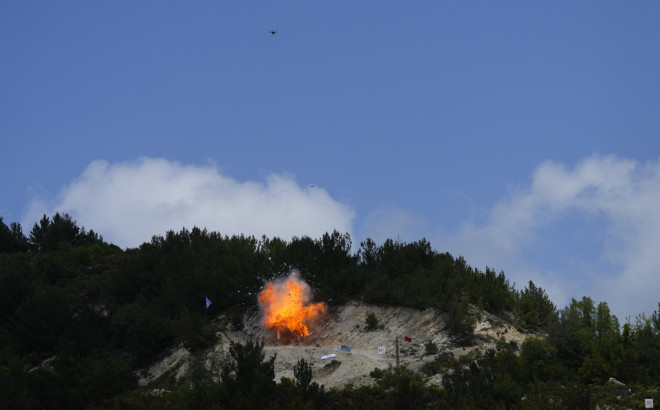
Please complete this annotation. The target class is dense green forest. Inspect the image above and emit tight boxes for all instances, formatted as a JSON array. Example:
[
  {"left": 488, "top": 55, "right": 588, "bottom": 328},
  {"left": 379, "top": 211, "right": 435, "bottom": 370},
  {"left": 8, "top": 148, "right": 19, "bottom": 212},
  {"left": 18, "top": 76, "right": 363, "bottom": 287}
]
[{"left": 1, "top": 213, "right": 659, "bottom": 409}]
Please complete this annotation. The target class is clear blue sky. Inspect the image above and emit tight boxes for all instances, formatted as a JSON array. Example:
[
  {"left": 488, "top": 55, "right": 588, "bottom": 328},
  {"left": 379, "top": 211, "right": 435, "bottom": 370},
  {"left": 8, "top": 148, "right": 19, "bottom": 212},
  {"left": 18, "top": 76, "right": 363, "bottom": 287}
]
[{"left": 2, "top": 1, "right": 659, "bottom": 322}]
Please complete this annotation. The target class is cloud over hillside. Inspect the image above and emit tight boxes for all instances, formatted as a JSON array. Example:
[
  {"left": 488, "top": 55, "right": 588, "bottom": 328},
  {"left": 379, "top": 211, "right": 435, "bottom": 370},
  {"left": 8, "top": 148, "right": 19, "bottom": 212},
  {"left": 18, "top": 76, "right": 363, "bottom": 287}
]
[
  {"left": 24, "top": 158, "right": 355, "bottom": 248},
  {"left": 439, "top": 154, "right": 660, "bottom": 321}
]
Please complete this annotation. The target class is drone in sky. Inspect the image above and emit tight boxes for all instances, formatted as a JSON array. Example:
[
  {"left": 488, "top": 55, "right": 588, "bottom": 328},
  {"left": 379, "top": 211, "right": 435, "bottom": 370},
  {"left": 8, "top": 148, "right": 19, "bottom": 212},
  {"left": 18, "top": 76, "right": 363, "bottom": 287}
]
[{"left": 269, "top": 30, "right": 277, "bottom": 36}]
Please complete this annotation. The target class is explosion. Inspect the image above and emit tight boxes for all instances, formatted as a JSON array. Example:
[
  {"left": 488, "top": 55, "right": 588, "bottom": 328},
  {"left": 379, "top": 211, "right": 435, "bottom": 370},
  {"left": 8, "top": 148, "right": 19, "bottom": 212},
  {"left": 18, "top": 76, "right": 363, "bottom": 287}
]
[{"left": 257, "top": 272, "right": 326, "bottom": 340}]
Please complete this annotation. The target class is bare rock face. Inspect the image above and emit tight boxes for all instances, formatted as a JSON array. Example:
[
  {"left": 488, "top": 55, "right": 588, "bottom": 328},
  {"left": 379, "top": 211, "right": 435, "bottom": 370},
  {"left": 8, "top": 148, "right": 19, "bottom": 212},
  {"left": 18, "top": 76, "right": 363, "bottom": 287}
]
[
  {"left": 139, "top": 302, "right": 536, "bottom": 390},
  {"left": 137, "top": 345, "right": 191, "bottom": 386},
  {"left": 213, "top": 302, "right": 456, "bottom": 389}
]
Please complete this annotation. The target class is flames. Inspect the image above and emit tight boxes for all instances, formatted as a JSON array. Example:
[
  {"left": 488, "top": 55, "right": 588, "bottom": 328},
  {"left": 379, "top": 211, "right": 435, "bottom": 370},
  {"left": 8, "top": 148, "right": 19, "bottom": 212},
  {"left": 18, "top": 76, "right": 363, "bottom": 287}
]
[{"left": 257, "top": 272, "right": 326, "bottom": 340}]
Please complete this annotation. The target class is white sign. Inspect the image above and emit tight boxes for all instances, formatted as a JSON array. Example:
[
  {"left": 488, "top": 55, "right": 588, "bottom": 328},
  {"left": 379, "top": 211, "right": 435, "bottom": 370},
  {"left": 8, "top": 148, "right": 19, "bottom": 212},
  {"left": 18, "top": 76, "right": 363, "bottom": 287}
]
[
  {"left": 377, "top": 346, "right": 386, "bottom": 355},
  {"left": 645, "top": 398, "right": 653, "bottom": 408}
]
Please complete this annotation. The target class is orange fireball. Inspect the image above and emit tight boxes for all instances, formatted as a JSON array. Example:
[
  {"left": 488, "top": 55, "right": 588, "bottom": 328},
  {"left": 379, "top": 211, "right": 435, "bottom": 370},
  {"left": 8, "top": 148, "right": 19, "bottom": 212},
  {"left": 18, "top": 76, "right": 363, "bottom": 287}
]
[{"left": 258, "top": 273, "right": 325, "bottom": 339}]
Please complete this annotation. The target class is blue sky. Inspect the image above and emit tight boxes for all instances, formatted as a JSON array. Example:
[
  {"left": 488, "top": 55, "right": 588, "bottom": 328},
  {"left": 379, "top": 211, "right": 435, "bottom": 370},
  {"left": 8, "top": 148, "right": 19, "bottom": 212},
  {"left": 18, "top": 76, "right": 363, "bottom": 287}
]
[{"left": 2, "top": 1, "right": 659, "bottom": 322}]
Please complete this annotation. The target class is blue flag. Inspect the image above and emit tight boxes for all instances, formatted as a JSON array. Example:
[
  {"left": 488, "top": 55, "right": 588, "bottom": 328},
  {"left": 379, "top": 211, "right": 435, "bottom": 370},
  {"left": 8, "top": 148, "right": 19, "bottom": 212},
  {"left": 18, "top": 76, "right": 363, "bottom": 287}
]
[{"left": 205, "top": 297, "right": 212, "bottom": 309}]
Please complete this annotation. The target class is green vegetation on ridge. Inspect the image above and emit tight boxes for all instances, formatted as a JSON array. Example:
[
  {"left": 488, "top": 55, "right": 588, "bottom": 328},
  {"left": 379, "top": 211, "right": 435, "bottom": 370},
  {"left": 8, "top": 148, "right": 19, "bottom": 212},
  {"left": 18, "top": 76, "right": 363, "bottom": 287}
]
[{"left": 1, "top": 214, "right": 659, "bottom": 409}]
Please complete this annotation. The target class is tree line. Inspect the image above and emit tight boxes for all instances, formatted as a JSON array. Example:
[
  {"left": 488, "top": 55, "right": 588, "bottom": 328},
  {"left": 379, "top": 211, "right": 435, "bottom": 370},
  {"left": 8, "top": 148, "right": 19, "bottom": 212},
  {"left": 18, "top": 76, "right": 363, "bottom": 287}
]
[{"left": 0, "top": 214, "right": 658, "bottom": 408}]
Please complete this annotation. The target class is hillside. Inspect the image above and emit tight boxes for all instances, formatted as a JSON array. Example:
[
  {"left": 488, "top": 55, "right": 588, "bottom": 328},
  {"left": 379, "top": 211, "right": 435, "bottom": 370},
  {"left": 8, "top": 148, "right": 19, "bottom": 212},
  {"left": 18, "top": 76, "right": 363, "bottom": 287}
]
[
  {"left": 138, "top": 302, "right": 535, "bottom": 390},
  {"left": 2, "top": 217, "right": 660, "bottom": 408}
]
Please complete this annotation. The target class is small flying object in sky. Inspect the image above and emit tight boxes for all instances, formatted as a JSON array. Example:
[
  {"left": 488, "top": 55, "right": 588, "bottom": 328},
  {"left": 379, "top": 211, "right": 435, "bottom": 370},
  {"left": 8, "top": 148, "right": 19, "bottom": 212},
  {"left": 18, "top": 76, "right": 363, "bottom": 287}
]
[{"left": 269, "top": 30, "right": 277, "bottom": 36}]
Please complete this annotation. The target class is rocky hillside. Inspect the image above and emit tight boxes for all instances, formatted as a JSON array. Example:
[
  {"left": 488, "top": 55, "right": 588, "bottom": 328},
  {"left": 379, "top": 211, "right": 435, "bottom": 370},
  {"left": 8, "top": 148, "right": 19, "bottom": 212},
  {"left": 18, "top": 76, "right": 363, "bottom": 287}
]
[{"left": 138, "top": 302, "right": 536, "bottom": 390}]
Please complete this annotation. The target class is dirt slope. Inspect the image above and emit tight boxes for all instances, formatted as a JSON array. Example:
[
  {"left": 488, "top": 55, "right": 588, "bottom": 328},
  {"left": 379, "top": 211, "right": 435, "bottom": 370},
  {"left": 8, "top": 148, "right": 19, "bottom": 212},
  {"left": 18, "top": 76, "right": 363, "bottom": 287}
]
[
  {"left": 138, "top": 302, "right": 535, "bottom": 390},
  {"left": 257, "top": 302, "right": 451, "bottom": 388}
]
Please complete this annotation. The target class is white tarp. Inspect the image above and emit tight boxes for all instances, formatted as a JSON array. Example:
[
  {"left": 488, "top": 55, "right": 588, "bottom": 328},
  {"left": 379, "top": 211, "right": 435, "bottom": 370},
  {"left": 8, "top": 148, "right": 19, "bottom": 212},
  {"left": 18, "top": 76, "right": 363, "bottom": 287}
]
[{"left": 321, "top": 354, "right": 336, "bottom": 360}]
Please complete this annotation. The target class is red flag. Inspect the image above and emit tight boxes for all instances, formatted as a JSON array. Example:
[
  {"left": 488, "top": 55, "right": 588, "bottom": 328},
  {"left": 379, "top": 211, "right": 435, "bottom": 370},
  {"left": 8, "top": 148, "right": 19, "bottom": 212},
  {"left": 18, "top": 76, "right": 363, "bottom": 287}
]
[{"left": 404, "top": 336, "right": 412, "bottom": 342}]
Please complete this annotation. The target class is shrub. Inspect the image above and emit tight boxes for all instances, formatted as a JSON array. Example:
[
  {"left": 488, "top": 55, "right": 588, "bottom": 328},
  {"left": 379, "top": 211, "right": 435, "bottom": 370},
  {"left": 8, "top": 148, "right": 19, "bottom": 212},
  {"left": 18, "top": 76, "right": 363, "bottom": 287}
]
[
  {"left": 365, "top": 312, "right": 379, "bottom": 331},
  {"left": 424, "top": 340, "right": 439, "bottom": 355}
]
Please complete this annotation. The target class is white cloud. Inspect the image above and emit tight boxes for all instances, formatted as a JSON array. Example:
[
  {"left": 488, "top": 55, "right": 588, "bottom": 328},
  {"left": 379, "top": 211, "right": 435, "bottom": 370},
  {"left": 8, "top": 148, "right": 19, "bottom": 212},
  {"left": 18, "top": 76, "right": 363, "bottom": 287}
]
[
  {"left": 436, "top": 154, "right": 660, "bottom": 321},
  {"left": 24, "top": 158, "right": 355, "bottom": 249}
]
